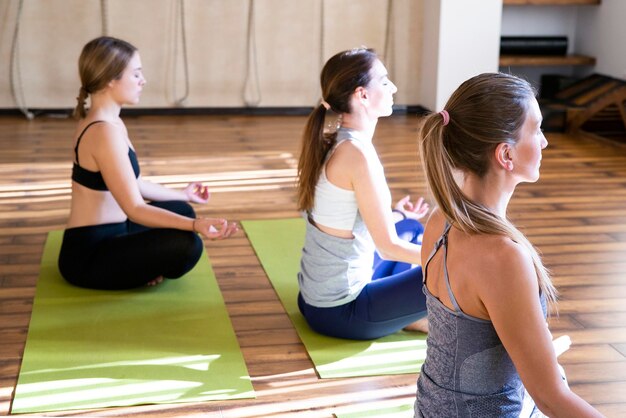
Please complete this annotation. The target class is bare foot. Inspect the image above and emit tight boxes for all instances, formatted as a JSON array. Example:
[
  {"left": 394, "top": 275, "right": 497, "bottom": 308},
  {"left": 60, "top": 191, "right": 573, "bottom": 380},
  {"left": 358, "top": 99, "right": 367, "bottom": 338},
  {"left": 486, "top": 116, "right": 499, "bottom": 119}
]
[
  {"left": 146, "top": 276, "right": 164, "bottom": 286},
  {"left": 404, "top": 317, "right": 429, "bottom": 334}
]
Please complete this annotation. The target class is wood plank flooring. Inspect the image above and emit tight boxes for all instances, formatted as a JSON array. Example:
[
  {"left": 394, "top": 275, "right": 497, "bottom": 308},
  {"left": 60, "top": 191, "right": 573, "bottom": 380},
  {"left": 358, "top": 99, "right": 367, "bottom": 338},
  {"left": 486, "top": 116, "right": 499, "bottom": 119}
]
[{"left": 0, "top": 114, "right": 625, "bottom": 417}]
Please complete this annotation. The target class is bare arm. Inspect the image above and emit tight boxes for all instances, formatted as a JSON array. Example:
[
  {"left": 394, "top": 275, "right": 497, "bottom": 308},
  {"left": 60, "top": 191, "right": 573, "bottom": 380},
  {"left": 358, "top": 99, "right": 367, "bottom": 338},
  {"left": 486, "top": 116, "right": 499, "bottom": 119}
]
[
  {"left": 95, "top": 125, "right": 193, "bottom": 230},
  {"left": 93, "top": 125, "right": 235, "bottom": 239},
  {"left": 328, "top": 142, "right": 421, "bottom": 264},
  {"left": 137, "top": 178, "right": 187, "bottom": 202},
  {"left": 138, "top": 179, "right": 210, "bottom": 204},
  {"left": 483, "top": 242, "right": 603, "bottom": 418}
]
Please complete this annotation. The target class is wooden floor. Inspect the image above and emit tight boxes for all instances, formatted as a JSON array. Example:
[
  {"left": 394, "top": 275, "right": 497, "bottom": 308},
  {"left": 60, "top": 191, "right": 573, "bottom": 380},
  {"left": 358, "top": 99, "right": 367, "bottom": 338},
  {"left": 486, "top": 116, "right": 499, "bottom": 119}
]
[{"left": 1, "top": 114, "right": 625, "bottom": 417}]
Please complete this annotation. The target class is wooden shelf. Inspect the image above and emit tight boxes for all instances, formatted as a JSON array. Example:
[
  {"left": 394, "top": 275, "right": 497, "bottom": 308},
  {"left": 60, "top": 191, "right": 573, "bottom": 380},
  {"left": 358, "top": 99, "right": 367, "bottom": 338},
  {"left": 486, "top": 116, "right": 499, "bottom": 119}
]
[
  {"left": 499, "top": 54, "right": 596, "bottom": 67},
  {"left": 504, "top": 0, "right": 600, "bottom": 5}
]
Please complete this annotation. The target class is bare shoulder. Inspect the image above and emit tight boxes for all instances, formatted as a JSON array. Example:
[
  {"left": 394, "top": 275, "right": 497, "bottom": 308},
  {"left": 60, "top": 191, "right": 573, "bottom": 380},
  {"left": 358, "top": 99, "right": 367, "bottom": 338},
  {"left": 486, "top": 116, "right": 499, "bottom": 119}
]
[
  {"left": 326, "top": 139, "right": 369, "bottom": 180},
  {"left": 475, "top": 233, "right": 538, "bottom": 297},
  {"left": 80, "top": 120, "right": 127, "bottom": 152},
  {"left": 484, "top": 235, "right": 532, "bottom": 271},
  {"left": 422, "top": 209, "right": 446, "bottom": 246},
  {"left": 330, "top": 139, "right": 368, "bottom": 164}
]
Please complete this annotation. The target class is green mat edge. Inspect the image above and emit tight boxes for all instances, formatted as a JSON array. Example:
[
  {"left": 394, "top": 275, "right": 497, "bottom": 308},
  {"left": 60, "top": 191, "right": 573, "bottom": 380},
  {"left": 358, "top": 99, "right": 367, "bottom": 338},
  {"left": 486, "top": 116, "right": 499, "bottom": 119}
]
[
  {"left": 241, "top": 218, "right": 427, "bottom": 379},
  {"left": 11, "top": 231, "right": 255, "bottom": 414}
]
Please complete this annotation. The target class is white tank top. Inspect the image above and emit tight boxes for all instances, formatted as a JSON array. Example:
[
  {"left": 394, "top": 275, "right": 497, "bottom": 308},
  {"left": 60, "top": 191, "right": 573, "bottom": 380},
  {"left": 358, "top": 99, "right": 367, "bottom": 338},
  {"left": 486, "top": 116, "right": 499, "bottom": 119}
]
[{"left": 310, "top": 128, "right": 389, "bottom": 230}]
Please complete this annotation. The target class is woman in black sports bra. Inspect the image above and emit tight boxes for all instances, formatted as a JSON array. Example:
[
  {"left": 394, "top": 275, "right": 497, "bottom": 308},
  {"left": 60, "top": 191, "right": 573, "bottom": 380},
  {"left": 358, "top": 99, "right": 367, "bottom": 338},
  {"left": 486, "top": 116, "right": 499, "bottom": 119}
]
[{"left": 58, "top": 36, "right": 237, "bottom": 290}]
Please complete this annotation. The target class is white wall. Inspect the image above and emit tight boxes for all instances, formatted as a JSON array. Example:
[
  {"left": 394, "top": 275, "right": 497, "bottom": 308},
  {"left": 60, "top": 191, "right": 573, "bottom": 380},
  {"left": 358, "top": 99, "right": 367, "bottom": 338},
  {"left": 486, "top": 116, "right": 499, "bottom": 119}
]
[
  {"left": 421, "top": 0, "right": 502, "bottom": 111},
  {"left": 0, "top": 0, "right": 424, "bottom": 110},
  {"left": 576, "top": 0, "right": 626, "bottom": 80},
  {"left": 500, "top": 4, "right": 588, "bottom": 88},
  {"left": 419, "top": 0, "right": 441, "bottom": 112},
  {"left": 501, "top": 5, "right": 579, "bottom": 53}
]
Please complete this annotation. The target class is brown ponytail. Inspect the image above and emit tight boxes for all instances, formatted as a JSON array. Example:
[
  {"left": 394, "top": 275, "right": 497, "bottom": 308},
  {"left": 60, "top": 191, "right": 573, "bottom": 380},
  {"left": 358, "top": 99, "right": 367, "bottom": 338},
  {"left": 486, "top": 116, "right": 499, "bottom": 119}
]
[
  {"left": 297, "top": 105, "right": 338, "bottom": 210},
  {"left": 419, "top": 73, "right": 557, "bottom": 305},
  {"left": 73, "top": 87, "right": 89, "bottom": 119}
]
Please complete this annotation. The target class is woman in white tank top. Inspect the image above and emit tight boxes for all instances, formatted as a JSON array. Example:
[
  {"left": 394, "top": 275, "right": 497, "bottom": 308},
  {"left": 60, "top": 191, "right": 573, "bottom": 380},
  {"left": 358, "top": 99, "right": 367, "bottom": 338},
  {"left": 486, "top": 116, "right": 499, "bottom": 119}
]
[{"left": 295, "top": 48, "right": 430, "bottom": 340}]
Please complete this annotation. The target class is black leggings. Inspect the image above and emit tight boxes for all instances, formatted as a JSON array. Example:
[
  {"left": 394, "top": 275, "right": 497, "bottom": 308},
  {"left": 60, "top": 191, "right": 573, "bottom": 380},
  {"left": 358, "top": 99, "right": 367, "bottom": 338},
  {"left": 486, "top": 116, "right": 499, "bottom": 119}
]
[{"left": 58, "top": 201, "right": 203, "bottom": 290}]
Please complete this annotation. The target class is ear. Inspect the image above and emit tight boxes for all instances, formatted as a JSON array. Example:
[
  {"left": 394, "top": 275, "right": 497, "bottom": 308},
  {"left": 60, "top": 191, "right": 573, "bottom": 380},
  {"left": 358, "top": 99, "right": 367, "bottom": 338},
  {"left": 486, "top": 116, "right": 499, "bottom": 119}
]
[
  {"left": 354, "top": 86, "right": 368, "bottom": 101},
  {"left": 494, "top": 142, "right": 514, "bottom": 171}
]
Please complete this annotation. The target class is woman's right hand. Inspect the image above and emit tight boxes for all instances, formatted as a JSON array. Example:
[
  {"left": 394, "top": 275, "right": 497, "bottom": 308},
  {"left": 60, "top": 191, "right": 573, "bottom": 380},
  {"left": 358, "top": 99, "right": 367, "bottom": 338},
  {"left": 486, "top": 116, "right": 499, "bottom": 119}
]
[
  {"left": 193, "top": 217, "right": 239, "bottom": 240},
  {"left": 394, "top": 195, "right": 430, "bottom": 220}
]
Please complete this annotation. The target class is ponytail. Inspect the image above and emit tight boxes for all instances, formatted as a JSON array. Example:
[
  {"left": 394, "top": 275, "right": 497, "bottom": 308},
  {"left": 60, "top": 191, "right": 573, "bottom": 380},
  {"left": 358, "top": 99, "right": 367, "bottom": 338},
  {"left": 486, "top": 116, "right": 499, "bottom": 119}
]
[
  {"left": 419, "top": 73, "right": 557, "bottom": 306},
  {"left": 73, "top": 86, "right": 89, "bottom": 119},
  {"left": 297, "top": 104, "right": 337, "bottom": 211}
]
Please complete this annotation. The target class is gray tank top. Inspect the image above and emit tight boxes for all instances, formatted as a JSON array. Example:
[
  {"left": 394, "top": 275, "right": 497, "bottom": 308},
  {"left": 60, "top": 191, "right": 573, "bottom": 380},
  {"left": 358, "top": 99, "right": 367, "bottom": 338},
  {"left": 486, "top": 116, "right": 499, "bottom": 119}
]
[
  {"left": 298, "top": 212, "right": 375, "bottom": 308},
  {"left": 415, "top": 223, "right": 547, "bottom": 417}
]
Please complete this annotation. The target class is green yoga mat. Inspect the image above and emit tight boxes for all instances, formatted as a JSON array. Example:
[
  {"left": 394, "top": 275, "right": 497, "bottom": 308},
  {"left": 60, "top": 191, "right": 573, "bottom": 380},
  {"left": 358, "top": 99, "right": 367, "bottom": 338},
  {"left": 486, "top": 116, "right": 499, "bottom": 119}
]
[
  {"left": 12, "top": 231, "right": 254, "bottom": 414},
  {"left": 242, "top": 218, "right": 427, "bottom": 379}
]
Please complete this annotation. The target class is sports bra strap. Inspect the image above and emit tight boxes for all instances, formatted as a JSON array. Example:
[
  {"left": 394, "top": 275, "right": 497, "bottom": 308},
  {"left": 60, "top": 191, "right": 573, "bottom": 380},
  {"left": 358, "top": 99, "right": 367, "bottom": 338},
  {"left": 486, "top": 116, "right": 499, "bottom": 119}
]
[
  {"left": 424, "top": 222, "right": 464, "bottom": 314},
  {"left": 74, "top": 120, "right": 106, "bottom": 164},
  {"left": 423, "top": 222, "right": 452, "bottom": 275}
]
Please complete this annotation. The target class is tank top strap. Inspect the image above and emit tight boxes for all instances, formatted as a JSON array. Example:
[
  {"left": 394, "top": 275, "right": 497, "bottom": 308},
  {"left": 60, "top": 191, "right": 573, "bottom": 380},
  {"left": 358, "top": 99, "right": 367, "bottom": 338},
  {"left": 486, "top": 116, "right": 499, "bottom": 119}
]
[
  {"left": 73, "top": 120, "right": 106, "bottom": 164},
  {"left": 423, "top": 222, "right": 452, "bottom": 276},
  {"left": 423, "top": 222, "right": 464, "bottom": 314}
]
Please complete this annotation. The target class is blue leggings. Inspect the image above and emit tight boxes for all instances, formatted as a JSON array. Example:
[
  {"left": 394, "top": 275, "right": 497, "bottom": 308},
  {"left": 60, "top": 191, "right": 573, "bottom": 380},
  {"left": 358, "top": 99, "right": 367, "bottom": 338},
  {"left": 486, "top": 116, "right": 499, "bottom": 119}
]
[
  {"left": 58, "top": 201, "right": 202, "bottom": 290},
  {"left": 298, "top": 219, "right": 427, "bottom": 340}
]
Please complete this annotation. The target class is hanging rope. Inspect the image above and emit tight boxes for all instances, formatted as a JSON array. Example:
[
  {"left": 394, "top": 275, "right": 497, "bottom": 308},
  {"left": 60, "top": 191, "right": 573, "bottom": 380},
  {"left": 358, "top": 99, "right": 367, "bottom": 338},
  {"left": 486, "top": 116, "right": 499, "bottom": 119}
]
[
  {"left": 10, "top": 0, "right": 34, "bottom": 120},
  {"left": 242, "top": 0, "right": 261, "bottom": 107},
  {"left": 100, "top": 0, "right": 109, "bottom": 35},
  {"left": 383, "top": 0, "right": 394, "bottom": 78},
  {"left": 172, "top": 0, "right": 190, "bottom": 106},
  {"left": 319, "top": 0, "right": 325, "bottom": 70}
]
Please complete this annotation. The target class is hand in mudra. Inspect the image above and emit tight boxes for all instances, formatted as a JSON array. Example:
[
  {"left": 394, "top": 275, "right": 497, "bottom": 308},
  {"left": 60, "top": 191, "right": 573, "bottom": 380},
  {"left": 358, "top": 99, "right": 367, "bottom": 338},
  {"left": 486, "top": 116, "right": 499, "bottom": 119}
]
[
  {"left": 185, "top": 182, "right": 210, "bottom": 204},
  {"left": 394, "top": 195, "right": 430, "bottom": 220},
  {"left": 193, "top": 217, "right": 238, "bottom": 240}
]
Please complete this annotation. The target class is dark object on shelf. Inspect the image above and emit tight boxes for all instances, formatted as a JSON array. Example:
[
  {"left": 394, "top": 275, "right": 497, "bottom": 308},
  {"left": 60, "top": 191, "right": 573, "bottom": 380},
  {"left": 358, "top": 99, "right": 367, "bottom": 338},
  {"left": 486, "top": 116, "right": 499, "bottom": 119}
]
[
  {"left": 540, "top": 74, "right": 578, "bottom": 99},
  {"left": 500, "top": 36, "right": 568, "bottom": 56},
  {"left": 545, "top": 73, "right": 626, "bottom": 143}
]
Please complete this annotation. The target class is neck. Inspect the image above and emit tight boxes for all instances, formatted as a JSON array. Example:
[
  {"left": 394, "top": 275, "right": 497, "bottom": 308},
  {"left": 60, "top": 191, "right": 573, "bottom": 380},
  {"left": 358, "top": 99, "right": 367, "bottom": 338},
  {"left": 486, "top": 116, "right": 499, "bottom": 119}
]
[
  {"left": 462, "top": 171, "right": 516, "bottom": 218},
  {"left": 88, "top": 93, "right": 122, "bottom": 120},
  {"left": 340, "top": 111, "right": 378, "bottom": 141}
]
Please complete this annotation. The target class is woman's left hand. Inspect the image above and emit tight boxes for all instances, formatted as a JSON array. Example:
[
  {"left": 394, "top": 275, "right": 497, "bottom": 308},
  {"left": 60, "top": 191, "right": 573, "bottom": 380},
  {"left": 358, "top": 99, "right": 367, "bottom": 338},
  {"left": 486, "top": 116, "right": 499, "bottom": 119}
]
[
  {"left": 394, "top": 195, "right": 430, "bottom": 220},
  {"left": 185, "top": 182, "right": 210, "bottom": 204}
]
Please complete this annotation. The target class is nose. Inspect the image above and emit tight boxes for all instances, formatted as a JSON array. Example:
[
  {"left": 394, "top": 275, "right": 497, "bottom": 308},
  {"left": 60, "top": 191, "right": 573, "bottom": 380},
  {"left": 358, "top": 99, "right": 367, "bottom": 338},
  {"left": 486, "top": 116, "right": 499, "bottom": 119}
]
[
  {"left": 541, "top": 132, "right": 548, "bottom": 149},
  {"left": 391, "top": 81, "right": 398, "bottom": 94}
]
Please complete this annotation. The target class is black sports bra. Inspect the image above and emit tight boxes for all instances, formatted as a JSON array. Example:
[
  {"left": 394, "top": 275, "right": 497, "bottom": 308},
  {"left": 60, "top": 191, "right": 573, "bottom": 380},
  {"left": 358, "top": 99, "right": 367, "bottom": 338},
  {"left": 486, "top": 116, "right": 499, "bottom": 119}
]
[{"left": 71, "top": 121, "right": 140, "bottom": 191}]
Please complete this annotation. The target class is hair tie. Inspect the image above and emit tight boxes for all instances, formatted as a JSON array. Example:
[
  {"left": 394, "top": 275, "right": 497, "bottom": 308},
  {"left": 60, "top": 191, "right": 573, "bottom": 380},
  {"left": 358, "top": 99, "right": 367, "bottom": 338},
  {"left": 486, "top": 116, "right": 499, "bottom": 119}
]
[
  {"left": 439, "top": 110, "right": 450, "bottom": 126},
  {"left": 320, "top": 99, "right": 331, "bottom": 111}
]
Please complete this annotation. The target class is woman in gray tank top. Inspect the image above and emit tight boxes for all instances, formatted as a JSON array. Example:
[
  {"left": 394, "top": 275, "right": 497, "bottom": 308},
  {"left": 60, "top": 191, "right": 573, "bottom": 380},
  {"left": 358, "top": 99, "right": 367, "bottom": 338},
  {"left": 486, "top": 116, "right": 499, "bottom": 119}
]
[
  {"left": 415, "top": 73, "right": 602, "bottom": 417},
  {"left": 295, "top": 48, "right": 431, "bottom": 340}
]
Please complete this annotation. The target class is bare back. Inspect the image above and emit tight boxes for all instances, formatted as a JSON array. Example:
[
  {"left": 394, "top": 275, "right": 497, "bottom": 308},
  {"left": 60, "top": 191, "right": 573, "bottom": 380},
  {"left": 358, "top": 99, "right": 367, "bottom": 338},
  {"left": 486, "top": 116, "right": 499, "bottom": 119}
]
[
  {"left": 66, "top": 118, "right": 134, "bottom": 228},
  {"left": 422, "top": 209, "right": 513, "bottom": 321}
]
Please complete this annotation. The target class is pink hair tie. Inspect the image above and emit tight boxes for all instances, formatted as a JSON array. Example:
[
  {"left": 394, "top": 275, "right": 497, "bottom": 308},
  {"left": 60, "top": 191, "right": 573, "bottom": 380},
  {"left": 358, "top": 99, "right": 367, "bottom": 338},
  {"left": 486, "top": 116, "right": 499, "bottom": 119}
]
[
  {"left": 439, "top": 110, "right": 450, "bottom": 126},
  {"left": 320, "top": 99, "right": 331, "bottom": 111}
]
